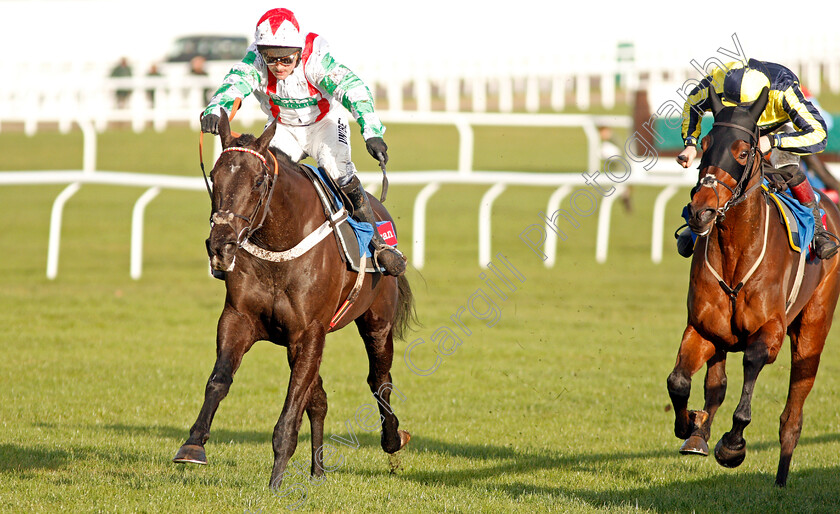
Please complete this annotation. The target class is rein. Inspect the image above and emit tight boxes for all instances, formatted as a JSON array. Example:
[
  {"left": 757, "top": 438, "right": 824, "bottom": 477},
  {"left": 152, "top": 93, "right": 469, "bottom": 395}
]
[
  {"left": 703, "top": 198, "right": 771, "bottom": 312},
  {"left": 697, "top": 120, "right": 768, "bottom": 309},
  {"left": 199, "top": 97, "right": 243, "bottom": 210}
]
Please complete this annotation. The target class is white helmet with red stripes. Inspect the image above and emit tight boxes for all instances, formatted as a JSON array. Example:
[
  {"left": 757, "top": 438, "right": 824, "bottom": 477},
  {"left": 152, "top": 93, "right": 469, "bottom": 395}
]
[{"left": 254, "top": 8, "right": 303, "bottom": 49}]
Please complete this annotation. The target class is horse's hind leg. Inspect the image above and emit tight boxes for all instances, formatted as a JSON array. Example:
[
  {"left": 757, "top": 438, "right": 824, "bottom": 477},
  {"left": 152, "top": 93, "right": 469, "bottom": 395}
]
[
  {"left": 174, "top": 308, "right": 258, "bottom": 465},
  {"left": 776, "top": 285, "right": 837, "bottom": 486},
  {"left": 356, "top": 313, "right": 410, "bottom": 454},
  {"left": 714, "top": 319, "right": 785, "bottom": 469}
]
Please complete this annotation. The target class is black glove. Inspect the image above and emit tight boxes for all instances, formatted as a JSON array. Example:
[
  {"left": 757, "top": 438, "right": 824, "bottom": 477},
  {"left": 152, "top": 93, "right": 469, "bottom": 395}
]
[
  {"left": 366, "top": 137, "right": 388, "bottom": 165},
  {"left": 200, "top": 113, "right": 220, "bottom": 134}
]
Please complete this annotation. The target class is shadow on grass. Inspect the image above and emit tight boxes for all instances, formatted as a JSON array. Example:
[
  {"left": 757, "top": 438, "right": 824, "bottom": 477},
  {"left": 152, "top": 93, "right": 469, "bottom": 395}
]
[
  {"left": 494, "top": 467, "right": 840, "bottom": 513},
  {"left": 13, "top": 421, "right": 840, "bottom": 511},
  {"left": 390, "top": 431, "right": 840, "bottom": 512},
  {"left": 0, "top": 444, "right": 72, "bottom": 474},
  {"left": 0, "top": 442, "right": 147, "bottom": 475},
  {"left": 100, "top": 422, "right": 275, "bottom": 445}
]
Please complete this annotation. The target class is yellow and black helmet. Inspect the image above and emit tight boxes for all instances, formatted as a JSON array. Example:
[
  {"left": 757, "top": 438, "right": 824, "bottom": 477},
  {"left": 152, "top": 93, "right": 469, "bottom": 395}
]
[{"left": 721, "top": 66, "right": 771, "bottom": 106}]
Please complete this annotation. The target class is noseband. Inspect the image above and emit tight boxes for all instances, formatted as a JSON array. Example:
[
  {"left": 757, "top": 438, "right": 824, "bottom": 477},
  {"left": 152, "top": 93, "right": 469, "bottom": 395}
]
[{"left": 210, "top": 146, "right": 280, "bottom": 247}]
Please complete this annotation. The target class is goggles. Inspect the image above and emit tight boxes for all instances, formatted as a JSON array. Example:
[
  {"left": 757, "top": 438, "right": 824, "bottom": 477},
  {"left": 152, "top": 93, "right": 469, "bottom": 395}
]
[{"left": 262, "top": 52, "right": 299, "bottom": 66}]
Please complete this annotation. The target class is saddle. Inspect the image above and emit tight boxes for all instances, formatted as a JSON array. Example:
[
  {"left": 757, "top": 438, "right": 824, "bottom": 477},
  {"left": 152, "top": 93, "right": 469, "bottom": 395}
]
[{"left": 298, "top": 164, "right": 397, "bottom": 274}]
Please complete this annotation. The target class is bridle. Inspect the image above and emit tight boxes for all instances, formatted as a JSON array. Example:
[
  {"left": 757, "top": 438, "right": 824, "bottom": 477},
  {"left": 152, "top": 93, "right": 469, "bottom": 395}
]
[
  {"left": 198, "top": 96, "right": 280, "bottom": 249},
  {"left": 694, "top": 119, "right": 771, "bottom": 310},
  {"left": 209, "top": 146, "right": 280, "bottom": 248},
  {"left": 695, "top": 121, "right": 765, "bottom": 223}
]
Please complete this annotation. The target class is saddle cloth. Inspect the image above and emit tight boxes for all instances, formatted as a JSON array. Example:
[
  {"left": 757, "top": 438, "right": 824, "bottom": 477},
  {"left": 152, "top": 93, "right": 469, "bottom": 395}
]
[
  {"left": 300, "top": 164, "right": 397, "bottom": 273},
  {"left": 761, "top": 181, "right": 819, "bottom": 254}
]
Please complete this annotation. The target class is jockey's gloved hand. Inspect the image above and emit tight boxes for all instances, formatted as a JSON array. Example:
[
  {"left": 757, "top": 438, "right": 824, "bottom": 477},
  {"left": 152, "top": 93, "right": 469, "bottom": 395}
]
[
  {"left": 200, "top": 113, "right": 220, "bottom": 135},
  {"left": 366, "top": 137, "right": 388, "bottom": 165}
]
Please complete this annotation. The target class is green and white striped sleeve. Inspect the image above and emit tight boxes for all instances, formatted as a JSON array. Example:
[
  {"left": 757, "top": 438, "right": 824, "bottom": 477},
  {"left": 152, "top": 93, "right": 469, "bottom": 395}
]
[
  {"left": 203, "top": 46, "right": 264, "bottom": 118},
  {"left": 308, "top": 41, "right": 384, "bottom": 140}
]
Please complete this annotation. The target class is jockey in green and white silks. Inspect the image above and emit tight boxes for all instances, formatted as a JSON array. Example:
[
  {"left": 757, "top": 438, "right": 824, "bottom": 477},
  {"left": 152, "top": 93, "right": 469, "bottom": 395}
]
[{"left": 199, "top": 8, "right": 405, "bottom": 277}]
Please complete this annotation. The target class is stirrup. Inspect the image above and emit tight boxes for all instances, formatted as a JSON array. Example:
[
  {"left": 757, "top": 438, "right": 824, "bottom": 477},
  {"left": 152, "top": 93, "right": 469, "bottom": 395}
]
[
  {"left": 373, "top": 244, "right": 406, "bottom": 276},
  {"left": 814, "top": 230, "right": 840, "bottom": 260}
]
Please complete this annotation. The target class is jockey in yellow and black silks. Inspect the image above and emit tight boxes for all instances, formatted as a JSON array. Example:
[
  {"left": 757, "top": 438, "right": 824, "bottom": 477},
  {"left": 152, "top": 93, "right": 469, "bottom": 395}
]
[{"left": 675, "top": 58, "right": 838, "bottom": 259}]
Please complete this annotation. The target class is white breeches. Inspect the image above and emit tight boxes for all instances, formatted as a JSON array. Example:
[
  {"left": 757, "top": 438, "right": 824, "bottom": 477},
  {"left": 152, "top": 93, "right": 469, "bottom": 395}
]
[{"left": 267, "top": 109, "right": 357, "bottom": 186}]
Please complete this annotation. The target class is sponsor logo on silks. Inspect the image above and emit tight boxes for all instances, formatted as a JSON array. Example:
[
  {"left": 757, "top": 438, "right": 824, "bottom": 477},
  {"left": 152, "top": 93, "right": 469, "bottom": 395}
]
[
  {"left": 269, "top": 94, "right": 318, "bottom": 109},
  {"left": 376, "top": 221, "right": 398, "bottom": 246},
  {"left": 337, "top": 119, "right": 349, "bottom": 146}
]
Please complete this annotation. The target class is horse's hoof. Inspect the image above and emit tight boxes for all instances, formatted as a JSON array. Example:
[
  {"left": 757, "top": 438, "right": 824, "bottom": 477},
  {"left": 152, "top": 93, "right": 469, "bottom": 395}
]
[
  {"left": 679, "top": 435, "right": 710, "bottom": 456},
  {"left": 173, "top": 444, "right": 207, "bottom": 465},
  {"left": 398, "top": 430, "right": 411, "bottom": 450},
  {"left": 714, "top": 437, "right": 746, "bottom": 468}
]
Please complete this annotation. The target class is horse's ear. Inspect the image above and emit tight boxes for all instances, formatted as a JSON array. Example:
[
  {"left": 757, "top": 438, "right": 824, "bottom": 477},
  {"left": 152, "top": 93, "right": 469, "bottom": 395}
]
[
  {"left": 708, "top": 86, "right": 724, "bottom": 117},
  {"left": 255, "top": 116, "right": 278, "bottom": 154},
  {"left": 218, "top": 110, "right": 234, "bottom": 149},
  {"left": 749, "top": 87, "right": 769, "bottom": 122}
]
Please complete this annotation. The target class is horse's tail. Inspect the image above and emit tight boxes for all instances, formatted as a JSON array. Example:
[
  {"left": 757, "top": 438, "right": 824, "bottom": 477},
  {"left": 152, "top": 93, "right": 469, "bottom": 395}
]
[{"left": 393, "top": 275, "right": 418, "bottom": 341}]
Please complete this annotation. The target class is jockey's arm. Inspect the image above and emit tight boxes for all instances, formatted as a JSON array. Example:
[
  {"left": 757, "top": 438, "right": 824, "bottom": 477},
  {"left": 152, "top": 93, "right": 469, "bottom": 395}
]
[
  {"left": 306, "top": 43, "right": 385, "bottom": 142},
  {"left": 202, "top": 46, "right": 263, "bottom": 121},
  {"left": 772, "top": 84, "right": 828, "bottom": 155},
  {"left": 678, "top": 77, "right": 715, "bottom": 168}
]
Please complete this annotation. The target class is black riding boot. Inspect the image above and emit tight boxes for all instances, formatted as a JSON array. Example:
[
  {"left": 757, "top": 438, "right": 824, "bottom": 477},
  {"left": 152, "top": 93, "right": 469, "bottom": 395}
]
[
  {"left": 804, "top": 200, "right": 839, "bottom": 259},
  {"left": 340, "top": 176, "right": 406, "bottom": 276},
  {"left": 676, "top": 228, "right": 695, "bottom": 258}
]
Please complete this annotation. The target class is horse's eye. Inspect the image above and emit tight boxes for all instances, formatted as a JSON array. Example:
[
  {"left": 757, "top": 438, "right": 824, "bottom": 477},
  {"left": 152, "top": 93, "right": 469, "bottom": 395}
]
[
  {"left": 253, "top": 178, "right": 264, "bottom": 190},
  {"left": 740, "top": 150, "right": 749, "bottom": 159}
]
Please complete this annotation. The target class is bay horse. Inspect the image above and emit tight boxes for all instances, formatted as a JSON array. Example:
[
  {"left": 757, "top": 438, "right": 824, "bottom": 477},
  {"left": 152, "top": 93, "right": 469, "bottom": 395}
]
[
  {"left": 666, "top": 87, "right": 840, "bottom": 486},
  {"left": 173, "top": 111, "right": 413, "bottom": 488}
]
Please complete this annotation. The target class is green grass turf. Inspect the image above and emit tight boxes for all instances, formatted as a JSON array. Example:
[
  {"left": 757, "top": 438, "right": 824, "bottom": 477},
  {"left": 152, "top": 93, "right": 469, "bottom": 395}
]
[{"left": 1, "top": 126, "right": 839, "bottom": 513}]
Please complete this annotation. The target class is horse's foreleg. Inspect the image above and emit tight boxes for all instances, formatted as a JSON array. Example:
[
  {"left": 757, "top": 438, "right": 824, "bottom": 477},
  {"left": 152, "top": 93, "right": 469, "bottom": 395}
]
[
  {"left": 270, "top": 321, "right": 326, "bottom": 489},
  {"left": 306, "top": 375, "right": 328, "bottom": 479},
  {"left": 700, "top": 352, "right": 728, "bottom": 438},
  {"left": 714, "top": 320, "right": 784, "bottom": 469},
  {"left": 667, "top": 325, "right": 716, "bottom": 441},
  {"left": 679, "top": 349, "right": 728, "bottom": 456},
  {"left": 174, "top": 308, "right": 257, "bottom": 465},
  {"left": 357, "top": 317, "right": 410, "bottom": 455}
]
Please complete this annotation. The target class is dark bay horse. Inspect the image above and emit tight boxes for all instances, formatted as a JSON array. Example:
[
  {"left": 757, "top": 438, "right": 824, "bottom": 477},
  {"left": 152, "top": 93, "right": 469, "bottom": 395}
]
[
  {"left": 173, "top": 111, "right": 414, "bottom": 488},
  {"left": 667, "top": 87, "right": 840, "bottom": 486}
]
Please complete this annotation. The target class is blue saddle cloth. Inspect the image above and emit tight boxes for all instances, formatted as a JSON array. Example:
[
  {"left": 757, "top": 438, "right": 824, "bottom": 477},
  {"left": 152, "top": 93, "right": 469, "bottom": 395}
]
[
  {"left": 763, "top": 183, "right": 817, "bottom": 253},
  {"left": 303, "top": 164, "right": 375, "bottom": 258},
  {"left": 680, "top": 179, "right": 819, "bottom": 253}
]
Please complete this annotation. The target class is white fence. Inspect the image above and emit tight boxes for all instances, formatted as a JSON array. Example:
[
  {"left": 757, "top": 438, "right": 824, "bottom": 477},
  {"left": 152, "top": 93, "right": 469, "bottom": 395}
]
[
  {"left": 4, "top": 44, "right": 840, "bottom": 136},
  {"left": 0, "top": 110, "right": 706, "bottom": 280},
  {"left": 5, "top": 117, "right": 840, "bottom": 279},
  {"left": 4, "top": 110, "right": 840, "bottom": 279}
]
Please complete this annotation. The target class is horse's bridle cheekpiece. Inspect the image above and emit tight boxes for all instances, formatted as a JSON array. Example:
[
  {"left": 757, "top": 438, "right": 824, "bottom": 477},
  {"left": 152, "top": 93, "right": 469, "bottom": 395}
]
[
  {"left": 696, "top": 119, "right": 764, "bottom": 221},
  {"left": 210, "top": 146, "right": 280, "bottom": 248}
]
